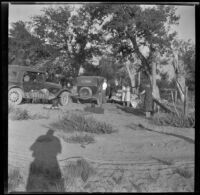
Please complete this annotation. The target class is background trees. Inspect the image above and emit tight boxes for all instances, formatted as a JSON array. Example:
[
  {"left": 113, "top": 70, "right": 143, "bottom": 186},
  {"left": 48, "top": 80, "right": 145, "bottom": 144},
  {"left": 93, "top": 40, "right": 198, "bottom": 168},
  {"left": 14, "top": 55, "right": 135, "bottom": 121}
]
[{"left": 9, "top": 4, "right": 195, "bottom": 99}]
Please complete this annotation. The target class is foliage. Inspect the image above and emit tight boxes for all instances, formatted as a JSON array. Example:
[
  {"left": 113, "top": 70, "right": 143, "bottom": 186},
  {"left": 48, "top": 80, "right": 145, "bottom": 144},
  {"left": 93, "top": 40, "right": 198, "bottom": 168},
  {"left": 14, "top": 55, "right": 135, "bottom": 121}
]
[
  {"left": 152, "top": 111, "right": 195, "bottom": 128},
  {"left": 85, "top": 4, "right": 179, "bottom": 76},
  {"left": 173, "top": 167, "right": 193, "bottom": 179},
  {"left": 31, "top": 5, "right": 104, "bottom": 78},
  {"left": 9, "top": 104, "right": 48, "bottom": 120},
  {"left": 64, "top": 133, "right": 95, "bottom": 144},
  {"left": 9, "top": 21, "right": 53, "bottom": 66},
  {"left": 173, "top": 39, "right": 195, "bottom": 90},
  {"left": 9, "top": 107, "right": 31, "bottom": 120},
  {"left": 51, "top": 113, "right": 116, "bottom": 134}
]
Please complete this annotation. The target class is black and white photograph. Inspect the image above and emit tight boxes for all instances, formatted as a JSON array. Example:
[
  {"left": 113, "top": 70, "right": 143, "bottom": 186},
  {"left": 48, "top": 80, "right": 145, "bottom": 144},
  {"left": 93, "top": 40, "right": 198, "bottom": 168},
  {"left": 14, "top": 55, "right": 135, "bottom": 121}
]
[{"left": 7, "top": 2, "right": 196, "bottom": 192}]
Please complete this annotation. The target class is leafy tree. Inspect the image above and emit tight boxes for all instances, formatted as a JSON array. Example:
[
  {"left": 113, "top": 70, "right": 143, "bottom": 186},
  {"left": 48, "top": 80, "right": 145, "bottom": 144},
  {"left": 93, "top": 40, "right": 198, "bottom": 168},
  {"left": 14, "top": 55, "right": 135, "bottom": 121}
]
[
  {"left": 31, "top": 5, "right": 104, "bottom": 78},
  {"left": 9, "top": 21, "right": 53, "bottom": 66},
  {"left": 83, "top": 4, "right": 180, "bottom": 98}
]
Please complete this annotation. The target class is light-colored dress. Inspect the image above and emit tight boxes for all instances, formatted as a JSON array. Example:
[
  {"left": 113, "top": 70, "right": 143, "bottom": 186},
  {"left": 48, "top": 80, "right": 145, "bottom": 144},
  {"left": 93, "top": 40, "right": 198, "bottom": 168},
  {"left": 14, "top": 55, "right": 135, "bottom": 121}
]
[
  {"left": 125, "top": 87, "right": 131, "bottom": 102},
  {"left": 122, "top": 86, "right": 126, "bottom": 102}
]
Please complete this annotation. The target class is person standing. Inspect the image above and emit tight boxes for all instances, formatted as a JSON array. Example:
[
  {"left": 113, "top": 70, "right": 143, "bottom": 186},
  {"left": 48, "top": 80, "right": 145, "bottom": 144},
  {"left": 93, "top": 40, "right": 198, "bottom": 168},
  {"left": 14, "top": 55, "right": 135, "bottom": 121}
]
[
  {"left": 102, "top": 79, "right": 108, "bottom": 104},
  {"left": 122, "top": 84, "right": 126, "bottom": 106},
  {"left": 125, "top": 86, "right": 131, "bottom": 107},
  {"left": 140, "top": 83, "right": 153, "bottom": 118}
]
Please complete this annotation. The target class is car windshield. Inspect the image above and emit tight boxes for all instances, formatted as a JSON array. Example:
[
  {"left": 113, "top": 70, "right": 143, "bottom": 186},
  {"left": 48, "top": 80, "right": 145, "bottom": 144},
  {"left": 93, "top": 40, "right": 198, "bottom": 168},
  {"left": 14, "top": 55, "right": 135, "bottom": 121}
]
[{"left": 23, "top": 71, "right": 45, "bottom": 82}]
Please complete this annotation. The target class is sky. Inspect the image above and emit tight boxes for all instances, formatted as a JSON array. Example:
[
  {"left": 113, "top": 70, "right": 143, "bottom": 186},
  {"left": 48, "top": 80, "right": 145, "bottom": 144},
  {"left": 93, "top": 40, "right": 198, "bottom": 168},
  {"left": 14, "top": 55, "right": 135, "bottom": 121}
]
[{"left": 9, "top": 3, "right": 196, "bottom": 43}]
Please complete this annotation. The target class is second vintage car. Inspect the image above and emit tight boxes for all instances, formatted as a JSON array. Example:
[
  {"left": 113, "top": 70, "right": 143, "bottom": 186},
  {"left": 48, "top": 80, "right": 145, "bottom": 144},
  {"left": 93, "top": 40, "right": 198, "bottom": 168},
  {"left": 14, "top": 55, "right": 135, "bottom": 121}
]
[
  {"left": 8, "top": 65, "right": 71, "bottom": 105},
  {"left": 72, "top": 76, "right": 105, "bottom": 105}
]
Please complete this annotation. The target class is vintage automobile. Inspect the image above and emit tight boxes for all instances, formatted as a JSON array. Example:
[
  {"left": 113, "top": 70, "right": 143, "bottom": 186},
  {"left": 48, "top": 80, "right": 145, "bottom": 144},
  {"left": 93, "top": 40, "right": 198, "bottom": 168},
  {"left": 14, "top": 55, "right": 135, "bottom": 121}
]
[
  {"left": 8, "top": 65, "right": 71, "bottom": 105},
  {"left": 72, "top": 76, "right": 105, "bottom": 105}
]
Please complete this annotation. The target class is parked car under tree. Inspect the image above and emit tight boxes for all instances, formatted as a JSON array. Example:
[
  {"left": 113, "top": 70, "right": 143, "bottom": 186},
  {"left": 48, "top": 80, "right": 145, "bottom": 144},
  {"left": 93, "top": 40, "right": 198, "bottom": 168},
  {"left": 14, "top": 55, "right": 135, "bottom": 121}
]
[
  {"left": 8, "top": 65, "right": 71, "bottom": 105},
  {"left": 72, "top": 76, "right": 105, "bottom": 105}
]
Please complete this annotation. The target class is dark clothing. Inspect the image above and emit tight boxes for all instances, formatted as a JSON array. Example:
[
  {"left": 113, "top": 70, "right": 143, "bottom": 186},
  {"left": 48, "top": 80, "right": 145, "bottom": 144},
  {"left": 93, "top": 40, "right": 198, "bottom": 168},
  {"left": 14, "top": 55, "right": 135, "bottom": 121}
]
[
  {"left": 144, "top": 85, "right": 153, "bottom": 112},
  {"left": 102, "top": 89, "right": 106, "bottom": 104}
]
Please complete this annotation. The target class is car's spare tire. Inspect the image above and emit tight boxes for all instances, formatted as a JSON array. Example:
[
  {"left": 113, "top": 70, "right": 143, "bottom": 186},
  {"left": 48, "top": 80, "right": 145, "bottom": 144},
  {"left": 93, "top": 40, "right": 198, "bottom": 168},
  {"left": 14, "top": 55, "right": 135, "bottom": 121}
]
[
  {"left": 79, "top": 87, "right": 92, "bottom": 99},
  {"left": 9, "top": 88, "right": 23, "bottom": 105}
]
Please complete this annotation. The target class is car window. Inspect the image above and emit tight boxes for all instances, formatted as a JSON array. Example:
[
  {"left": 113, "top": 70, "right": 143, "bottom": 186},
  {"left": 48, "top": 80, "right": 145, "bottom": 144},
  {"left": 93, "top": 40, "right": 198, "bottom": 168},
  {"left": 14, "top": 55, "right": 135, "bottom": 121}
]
[
  {"left": 36, "top": 73, "right": 45, "bottom": 82},
  {"left": 24, "top": 72, "right": 37, "bottom": 82}
]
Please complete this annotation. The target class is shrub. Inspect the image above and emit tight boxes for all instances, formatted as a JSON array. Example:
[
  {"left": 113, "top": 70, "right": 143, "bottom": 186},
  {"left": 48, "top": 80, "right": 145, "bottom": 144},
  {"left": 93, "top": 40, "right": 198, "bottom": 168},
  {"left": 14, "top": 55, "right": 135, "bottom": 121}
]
[
  {"left": 173, "top": 167, "right": 193, "bottom": 178},
  {"left": 9, "top": 107, "right": 31, "bottom": 120},
  {"left": 51, "top": 113, "right": 116, "bottom": 134},
  {"left": 8, "top": 104, "right": 49, "bottom": 120},
  {"left": 64, "top": 133, "right": 95, "bottom": 145},
  {"left": 8, "top": 167, "right": 23, "bottom": 192},
  {"left": 152, "top": 111, "right": 195, "bottom": 128}
]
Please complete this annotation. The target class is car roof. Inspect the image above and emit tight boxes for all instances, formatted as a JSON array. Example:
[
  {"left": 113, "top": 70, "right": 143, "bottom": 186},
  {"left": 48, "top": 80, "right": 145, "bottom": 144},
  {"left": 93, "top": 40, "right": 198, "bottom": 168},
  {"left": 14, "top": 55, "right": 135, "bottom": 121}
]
[
  {"left": 77, "top": 76, "right": 105, "bottom": 80},
  {"left": 9, "top": 65, "right": 45, "bottom": 73}
]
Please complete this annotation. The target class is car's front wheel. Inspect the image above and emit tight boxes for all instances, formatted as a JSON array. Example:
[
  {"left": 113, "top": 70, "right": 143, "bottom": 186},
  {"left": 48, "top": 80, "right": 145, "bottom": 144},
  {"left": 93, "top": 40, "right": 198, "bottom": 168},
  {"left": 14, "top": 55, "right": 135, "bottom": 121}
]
[
  {"left": 59, "top": 91, "right": 70, "bottom": 106},
  {"left": 9, "top": 88, "right": 23, "bottom": 105}
]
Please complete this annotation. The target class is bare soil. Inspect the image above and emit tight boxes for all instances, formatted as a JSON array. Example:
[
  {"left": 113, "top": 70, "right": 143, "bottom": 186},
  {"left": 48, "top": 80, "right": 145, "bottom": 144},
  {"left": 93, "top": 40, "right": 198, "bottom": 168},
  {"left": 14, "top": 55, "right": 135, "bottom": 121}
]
[{"left": 8, "top": 102, "right": 194, "bottom": 192}]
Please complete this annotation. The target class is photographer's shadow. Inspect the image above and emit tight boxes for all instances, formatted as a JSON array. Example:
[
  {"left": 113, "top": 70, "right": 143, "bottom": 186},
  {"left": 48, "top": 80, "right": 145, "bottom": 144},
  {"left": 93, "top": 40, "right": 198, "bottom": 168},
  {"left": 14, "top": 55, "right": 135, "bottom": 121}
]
[{"left": 26, "top": 129, "right": 64, "bottom": 192}]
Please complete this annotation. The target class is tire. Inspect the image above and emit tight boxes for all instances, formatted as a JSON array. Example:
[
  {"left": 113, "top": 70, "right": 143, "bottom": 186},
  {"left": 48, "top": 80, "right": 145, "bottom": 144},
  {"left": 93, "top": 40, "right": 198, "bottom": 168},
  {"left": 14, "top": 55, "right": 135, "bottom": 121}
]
[
  {"left": 9, "top": 88, "right": 23, "bottom": 105},
  {"left": 79, "top": 87, "right": 92, "bottom": 99},
  {"left": 59, "top": 91, "right": 70, "bottom": 106}
]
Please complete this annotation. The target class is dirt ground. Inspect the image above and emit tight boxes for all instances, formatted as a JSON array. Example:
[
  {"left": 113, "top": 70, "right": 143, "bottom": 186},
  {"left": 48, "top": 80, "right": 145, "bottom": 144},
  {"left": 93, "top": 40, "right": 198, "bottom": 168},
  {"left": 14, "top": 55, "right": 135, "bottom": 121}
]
[{"left": 8, "top": 102, "right": 195, "bottom": 192}]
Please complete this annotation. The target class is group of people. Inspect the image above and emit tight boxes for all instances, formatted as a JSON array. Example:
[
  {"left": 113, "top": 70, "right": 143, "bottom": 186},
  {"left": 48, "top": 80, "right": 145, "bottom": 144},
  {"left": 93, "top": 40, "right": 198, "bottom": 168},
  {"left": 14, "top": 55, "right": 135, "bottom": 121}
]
[{"left": 102, "top": 79, "right": 154, "bottom": 118}]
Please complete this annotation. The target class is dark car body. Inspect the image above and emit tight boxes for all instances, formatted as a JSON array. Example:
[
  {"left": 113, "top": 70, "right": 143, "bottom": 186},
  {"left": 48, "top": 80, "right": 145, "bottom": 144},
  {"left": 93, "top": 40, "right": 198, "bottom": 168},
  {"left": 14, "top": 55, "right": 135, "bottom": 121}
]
[
  {"left": 8, "top": 65, "right": 71, "bottom": 105},
  {"left": 73, "top": 76, "right": 105, "bottom": 104}
]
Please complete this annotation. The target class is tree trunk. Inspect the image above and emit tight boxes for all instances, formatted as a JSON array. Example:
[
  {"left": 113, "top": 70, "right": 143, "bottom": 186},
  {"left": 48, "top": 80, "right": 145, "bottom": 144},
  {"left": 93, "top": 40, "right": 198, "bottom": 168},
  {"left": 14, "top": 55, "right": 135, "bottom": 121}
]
[
  {"left": 125, "top": 61, "right": 137, "bottom": 93},
  {"left": 175, "top": 76, "right": 185, "bottom": 102},
  {"left": 151, "top": 62, "right": 160, "bottom": 100},
  {"left": 173, "top": 50, "right": 185, "bottom": 102}
]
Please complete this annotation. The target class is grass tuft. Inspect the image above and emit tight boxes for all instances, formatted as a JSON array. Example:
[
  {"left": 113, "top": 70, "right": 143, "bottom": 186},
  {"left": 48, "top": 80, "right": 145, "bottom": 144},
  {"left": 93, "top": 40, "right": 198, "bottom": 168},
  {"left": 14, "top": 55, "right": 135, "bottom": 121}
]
[
  {"left": 64, "top": 133, "right": 95, "bottom": 145},
  {"left": 63, "top": 158, "right": 96, "bottom": 190},
  {"left": 8, "top": 167, "right": 23, "bottom": 192}
]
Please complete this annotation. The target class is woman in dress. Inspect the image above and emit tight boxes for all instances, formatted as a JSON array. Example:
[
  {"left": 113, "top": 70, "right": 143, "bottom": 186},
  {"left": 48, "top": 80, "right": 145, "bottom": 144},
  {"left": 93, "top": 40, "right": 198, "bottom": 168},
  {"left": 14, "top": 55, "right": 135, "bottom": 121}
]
[{"left": 125, "top": 86, "right": 131, "bottom": 107}]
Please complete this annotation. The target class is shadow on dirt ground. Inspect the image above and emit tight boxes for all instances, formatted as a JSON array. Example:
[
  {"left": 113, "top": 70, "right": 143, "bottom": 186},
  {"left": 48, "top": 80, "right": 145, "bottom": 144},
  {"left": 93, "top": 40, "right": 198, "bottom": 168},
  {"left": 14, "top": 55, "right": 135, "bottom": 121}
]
[
  {"left": 116, "top": 105, "right": 145, "bottom": 116},
  {"left": 128, "top": 123, "right": 194, "bottom": 144},
  {"left": 26, "top": 129, "right": 65, "bottom": 192}
]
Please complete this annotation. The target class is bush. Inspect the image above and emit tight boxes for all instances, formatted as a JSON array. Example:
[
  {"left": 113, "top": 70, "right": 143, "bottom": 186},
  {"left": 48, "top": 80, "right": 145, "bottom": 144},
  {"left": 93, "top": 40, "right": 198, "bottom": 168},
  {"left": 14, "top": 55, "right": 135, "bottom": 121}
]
[
  {"left": 173, "top": 167, "right": 193, "bottom": 178},
  {"left": 51, "top": 113, "right": 116, "bottom": 134},
  {"left": 152, "top": 111, "right": 195, "bottom": 128},
  {"left": 65, "top": 133, "right": 95, "bottom": 145},
  {"left": 9, "top": 107, "right": 31, "bottom": 120},
  {"left": 8, "top": 104, "right": 49, "bottom": 120}
]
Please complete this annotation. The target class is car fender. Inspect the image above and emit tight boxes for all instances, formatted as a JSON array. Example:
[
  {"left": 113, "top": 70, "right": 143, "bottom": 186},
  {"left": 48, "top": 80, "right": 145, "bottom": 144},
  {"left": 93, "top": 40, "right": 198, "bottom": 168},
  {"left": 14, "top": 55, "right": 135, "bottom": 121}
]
[
  {"left": 56, "top": 89, "right": 71, "bottom": 97},
  {"left": 8, "top": 85, "right": 25, "bottom": 98}
]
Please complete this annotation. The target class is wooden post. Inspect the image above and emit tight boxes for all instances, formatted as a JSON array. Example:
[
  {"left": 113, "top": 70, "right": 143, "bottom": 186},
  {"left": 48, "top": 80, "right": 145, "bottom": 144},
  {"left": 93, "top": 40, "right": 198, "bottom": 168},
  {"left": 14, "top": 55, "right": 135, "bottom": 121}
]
[
  {"left": 137, "top": 71, "right": 141, "bottom": 94},
  {"left": 184, "top": 86, "right": 188, "bottom": 116},
  {"left": 171, "top": 90, "right": 174, "bottom": 103},
  {"left": 175, "top": 90, "right": 177, "bottom": 103}
]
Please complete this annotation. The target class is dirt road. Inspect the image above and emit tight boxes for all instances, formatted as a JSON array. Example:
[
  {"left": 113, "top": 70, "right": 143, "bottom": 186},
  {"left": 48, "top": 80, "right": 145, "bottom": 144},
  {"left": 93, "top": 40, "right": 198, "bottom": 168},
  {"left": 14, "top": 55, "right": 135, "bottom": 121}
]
[{"left": 8, "top": 102, "right": 194, "bottom": 192}]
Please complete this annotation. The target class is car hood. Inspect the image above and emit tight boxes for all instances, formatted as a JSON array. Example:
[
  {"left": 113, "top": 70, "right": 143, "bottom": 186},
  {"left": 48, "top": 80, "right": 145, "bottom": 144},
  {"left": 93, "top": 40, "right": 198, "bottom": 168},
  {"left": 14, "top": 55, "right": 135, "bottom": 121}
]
[{"left": 44, "top": 82, "right": 62, "bottom": 89}]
